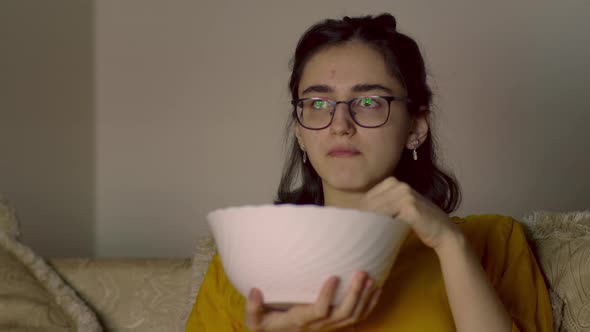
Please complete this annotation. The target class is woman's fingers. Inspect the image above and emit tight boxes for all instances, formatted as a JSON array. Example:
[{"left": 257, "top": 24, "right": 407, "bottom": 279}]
[
  {"left": 315, "top": 276, "right": 340, "bottom": 314},
  {"left": 325, "top": 275, "right": 377, "bottom": 328},
  {"left": 364, "top": 177, "right": 399, "bottom": 201},
  {"left": 361, "top": 287, "right": 383, "bottom": 320},
  {"left": 287, "top": 275, "right": 340, "bottom": 328},
  {"left": 360, "top": 178, "right": 408, "bottom": 216},
  {"left": 351, "top": 278, "right": 375, "bottom": 319},
  {"left": 245, "top": 274, "right": 380, "bottom": 332},
  {"left": 325, "top": 271, "right": 367, "bottom": 321},
  {"left": 244, "top": 288, "right": 265, "bottom": 329}
]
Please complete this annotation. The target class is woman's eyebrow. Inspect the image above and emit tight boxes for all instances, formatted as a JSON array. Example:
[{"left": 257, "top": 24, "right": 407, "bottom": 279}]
[
  {"left": 300, "top": 83, "right": 394, "bottom": 97},
  {"left": 351, "top": 84, "right": 394, "bottom": 94},
  {"left": 301, "top": 84, "right": 333, "bottom": 96}
]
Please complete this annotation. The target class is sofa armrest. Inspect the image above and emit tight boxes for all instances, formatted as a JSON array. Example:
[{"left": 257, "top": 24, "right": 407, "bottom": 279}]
[{"left": 49, "top": 258, "right": 192, "bottom": 332}]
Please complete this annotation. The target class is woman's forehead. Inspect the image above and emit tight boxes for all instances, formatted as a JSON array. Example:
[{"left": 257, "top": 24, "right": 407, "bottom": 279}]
[{"left": 299, "top": 42, "right": 404, "bottom": 95}]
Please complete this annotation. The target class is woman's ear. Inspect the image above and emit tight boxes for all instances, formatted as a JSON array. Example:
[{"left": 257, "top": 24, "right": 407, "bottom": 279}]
[{"left": 406, "top": 112, "right": 429, "bottom": 149}]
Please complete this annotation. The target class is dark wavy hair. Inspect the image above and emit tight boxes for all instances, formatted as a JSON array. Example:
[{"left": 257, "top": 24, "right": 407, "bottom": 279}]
[{"left": 274, "top": 13, "right": 461, "bottom": 213}]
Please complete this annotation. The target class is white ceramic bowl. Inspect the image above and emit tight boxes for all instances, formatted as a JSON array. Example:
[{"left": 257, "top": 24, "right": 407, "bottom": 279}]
[{"left": 207, "top": 204, "right": 410, "bottom": 310}]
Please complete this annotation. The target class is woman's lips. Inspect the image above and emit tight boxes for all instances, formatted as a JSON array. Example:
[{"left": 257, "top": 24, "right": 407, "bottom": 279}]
[{"left": 328, "top": 150, "right": 361, "bottom": 157}]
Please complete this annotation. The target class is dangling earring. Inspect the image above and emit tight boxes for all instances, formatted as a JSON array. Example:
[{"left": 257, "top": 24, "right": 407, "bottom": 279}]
[
  {"left": 413, "top": 139, "right": 419, "bottom": 161},
  {"left": 300, "top": 144, "right": 307, "bottom": 163}
]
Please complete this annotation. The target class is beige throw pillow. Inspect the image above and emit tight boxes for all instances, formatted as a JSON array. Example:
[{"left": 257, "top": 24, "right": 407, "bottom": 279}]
[
  {"left": 0, "top": 196, "right": 19, "bottom": 238},
  {"left": 183, "top": 234, "right": 217, "bottom": 324},
  {"left": 0, "top": 196, "right": 103, "bottom": 331},
  {"left": 522, "top": 210, "right": 590, "bottom": 332}
]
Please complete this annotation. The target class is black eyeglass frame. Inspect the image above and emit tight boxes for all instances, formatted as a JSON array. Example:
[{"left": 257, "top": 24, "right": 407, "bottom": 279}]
[{"left": 290, "top": 95, "right": 412, "bottom": 130}]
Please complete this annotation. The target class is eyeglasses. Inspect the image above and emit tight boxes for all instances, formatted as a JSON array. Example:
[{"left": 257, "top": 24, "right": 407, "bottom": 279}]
[{"left": 291, "top": 96, "right": 411, "bottom": 130}]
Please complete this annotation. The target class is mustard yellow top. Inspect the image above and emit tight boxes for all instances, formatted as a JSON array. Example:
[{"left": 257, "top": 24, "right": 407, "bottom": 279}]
[{"left": 186, "top": 214, "right": 553, "bottom": 331}]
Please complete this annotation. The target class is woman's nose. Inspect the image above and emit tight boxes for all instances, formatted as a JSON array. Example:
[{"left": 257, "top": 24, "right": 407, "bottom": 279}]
[{"left": 329, "top": 103, "right": 356, "bottom": 135}]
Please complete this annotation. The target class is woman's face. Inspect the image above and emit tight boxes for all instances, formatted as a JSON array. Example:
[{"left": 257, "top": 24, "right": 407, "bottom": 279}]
[{"left": 295, "top": 41, "right": 426, "bottom": 193}]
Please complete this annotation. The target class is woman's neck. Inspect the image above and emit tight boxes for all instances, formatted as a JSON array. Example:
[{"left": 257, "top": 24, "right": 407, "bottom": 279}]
[{"left": 322, "top": 183, "right": 365, "bottom": 209}]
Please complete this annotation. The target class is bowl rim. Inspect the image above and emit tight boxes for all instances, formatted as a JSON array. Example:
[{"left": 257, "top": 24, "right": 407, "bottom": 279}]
[{"left": 207, "top": 203, "right": 397, "bottom": 222}]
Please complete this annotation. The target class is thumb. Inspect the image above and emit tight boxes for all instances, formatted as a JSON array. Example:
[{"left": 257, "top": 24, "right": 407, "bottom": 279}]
[{"left": 244, "top": 288, "right": 265, "bottom": 328}]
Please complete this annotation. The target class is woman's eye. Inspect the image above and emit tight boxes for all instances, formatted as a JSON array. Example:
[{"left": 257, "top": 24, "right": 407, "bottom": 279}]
[
  {"left": 360, "top": 97, "right": 375, "bottom": 107},
  {"left": 313, "top": 100, "right": 327, "bottom": 109}
]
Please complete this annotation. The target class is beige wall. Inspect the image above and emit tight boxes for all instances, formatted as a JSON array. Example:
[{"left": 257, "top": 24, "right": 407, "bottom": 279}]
[
  {"left": 2, "top": 0, "right": 589, "bottom": 257},
  {"left": 0, "top": 0, "right": 95, "bottom": 257}
]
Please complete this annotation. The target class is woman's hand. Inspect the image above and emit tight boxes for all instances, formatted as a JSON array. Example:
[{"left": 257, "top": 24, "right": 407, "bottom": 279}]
[
  {"left": 360, "top": 177, "right": 514, "bottom": 331},
  {"left": 244, "top": 271, "right": 382, "bottom": 332},
  {"left": 359, "top": 176, "right": 461, "bottom": 250}
]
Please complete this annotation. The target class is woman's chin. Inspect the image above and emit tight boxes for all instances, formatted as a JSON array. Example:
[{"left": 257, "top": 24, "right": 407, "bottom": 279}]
[{"left": 326, "top": 178, "right": 373, "bottom": 193}]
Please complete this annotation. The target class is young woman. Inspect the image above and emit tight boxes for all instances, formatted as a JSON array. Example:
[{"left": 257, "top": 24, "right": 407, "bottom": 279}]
[{"left": 186, "top": 13, "right": 553, "bottom": 331}]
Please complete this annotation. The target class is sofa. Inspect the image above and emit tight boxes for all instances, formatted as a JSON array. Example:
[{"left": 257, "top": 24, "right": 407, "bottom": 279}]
[
  {"left": 1, "top": 196, "right": 589, "bottom": 331},
  {"left": 47, "top": 257, "right": 194, "bottom": 331},
  {"left": 0, "top": 197, "right": 195, "bottom": 332}
]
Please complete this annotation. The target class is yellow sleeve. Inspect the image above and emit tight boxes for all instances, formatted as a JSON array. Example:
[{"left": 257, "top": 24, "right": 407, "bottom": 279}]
[
  {"left": 185, "top": 254, "right": 249, "bottom": 332},
  {"left": 490, "top": 217, "right": 553, "bottom": 332}
]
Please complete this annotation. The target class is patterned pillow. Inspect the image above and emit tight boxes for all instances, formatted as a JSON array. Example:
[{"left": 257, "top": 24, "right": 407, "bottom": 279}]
[
  {"left": 522, "top": 211, "right": 590, "bottom": 332},
  {"left": 184, "top": 234, "right": 217, "bottom": 324},
  {"left": 0, "top": 196, "right": 103, "bottom": 331},
  {"left": 0, "top": 196, "right": 19, "bottom": 238}
]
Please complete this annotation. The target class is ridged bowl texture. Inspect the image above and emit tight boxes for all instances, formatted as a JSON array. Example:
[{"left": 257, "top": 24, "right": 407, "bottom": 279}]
[{"left": 207, "top": 204, "right": 410, "bottom": 310}]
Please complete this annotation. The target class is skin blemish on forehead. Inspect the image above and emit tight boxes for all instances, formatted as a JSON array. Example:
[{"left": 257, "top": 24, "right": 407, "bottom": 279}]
[{"left": 330, "top": 69, "right": 336, "bottom": 79}]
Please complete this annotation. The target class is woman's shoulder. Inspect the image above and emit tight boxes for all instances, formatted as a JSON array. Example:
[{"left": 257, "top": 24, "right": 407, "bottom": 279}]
[
  {"left": 450, "top": 214, "right": 530, "bottom": 258},
  {"left": 451, "top": 213, "right": 524, "bottom": 238},
  {"left": 451, "top": 213, "right": 519, "bottom": 226}
]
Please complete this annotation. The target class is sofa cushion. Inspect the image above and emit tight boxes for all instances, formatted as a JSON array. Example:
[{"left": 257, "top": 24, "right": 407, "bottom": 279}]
[
  {"left": 0, "top": 196, "right": 19, "bottom": 238},
  {"left": 0, "top": 196, "right": 103, "bottom": 331},
  {"left": 187, "top": 235, "right": 217, "bottom": 315},
  {"left": 50, "top": 257, "right": 192, "bottom": 332},
  {"left": 522, "top": 210, "right": 590, "bottom": 332}
]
